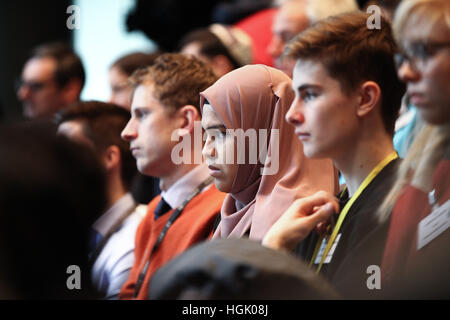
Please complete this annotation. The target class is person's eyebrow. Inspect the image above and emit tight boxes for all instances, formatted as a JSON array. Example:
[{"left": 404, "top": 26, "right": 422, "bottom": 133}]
[
  {"left": 205, "top": 124, "right": 226, "bottom": 131},
  {"left": 131, "top": 106, "right": 150, "bottom": 113},
  {"left": 294, "top": 84, "right": 321, "bottom": 92}
]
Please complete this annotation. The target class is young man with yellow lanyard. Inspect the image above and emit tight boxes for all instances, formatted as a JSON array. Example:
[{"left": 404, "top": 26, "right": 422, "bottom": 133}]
[{"left": 262, "top": 12, "right": 406, "bottom": 298}]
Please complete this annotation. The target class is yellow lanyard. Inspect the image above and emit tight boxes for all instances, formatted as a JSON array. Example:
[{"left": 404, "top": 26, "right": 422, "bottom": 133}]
[{"left": 310, "top": 151, "right": 398, "bottom": 273}]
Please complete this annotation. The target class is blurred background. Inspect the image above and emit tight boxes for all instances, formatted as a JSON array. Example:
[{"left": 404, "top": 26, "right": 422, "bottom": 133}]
[
  {"left": 1, "top": 0, "right": 155, "bottom": 121},
  {"left": 1, "top": 0, "right": 370, "bottom": 121}
]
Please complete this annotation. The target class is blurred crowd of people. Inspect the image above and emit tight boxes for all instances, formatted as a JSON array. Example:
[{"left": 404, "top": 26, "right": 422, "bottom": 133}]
[{"left": 1, "top": 0, "right": 448, "bottom": 300}]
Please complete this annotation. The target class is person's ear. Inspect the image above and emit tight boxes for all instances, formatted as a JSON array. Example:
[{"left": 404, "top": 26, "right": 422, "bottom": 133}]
[
  {"left": 102, "top": 145, "right": 121, "bottom": 172},
  {"left": 176, "top": 105, "right": 201, "bottom": 137},
  {"left": 356, "top": 81, "right": 381, "bottom": 118}
]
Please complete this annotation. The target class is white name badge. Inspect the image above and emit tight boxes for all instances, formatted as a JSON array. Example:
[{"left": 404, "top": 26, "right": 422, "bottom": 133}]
[
  {"left": 314, "top": 233, "right": 342, "bottom": 264},
  {"left": 417, "top": 199, "right": 450, "bottom": 251}
]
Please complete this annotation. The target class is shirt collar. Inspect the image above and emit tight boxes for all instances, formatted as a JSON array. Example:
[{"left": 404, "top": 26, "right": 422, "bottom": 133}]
[
  {"left": 161, "top": 163, "right": 210, "bottom": 210},
  {"left": 92, "top": 193, "right": 135, "bottom": 236}
]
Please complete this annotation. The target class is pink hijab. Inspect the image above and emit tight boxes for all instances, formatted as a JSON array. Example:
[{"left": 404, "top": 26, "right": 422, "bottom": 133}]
[{"left": 200, "top": 65, "right": 338, "bottom": 240}]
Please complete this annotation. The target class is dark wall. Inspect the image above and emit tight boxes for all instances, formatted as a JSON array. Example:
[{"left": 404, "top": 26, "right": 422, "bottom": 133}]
[{"left": 0, "top": 0, "right": 72, "bottom": 121}]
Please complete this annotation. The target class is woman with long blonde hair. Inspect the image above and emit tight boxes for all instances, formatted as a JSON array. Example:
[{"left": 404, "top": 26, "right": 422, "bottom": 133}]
[{"left": 379, "top": 0, "right": 450, "bottom": 298}]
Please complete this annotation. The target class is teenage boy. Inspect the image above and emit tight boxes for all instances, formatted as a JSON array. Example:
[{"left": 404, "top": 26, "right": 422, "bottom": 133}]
[{"left": 263, "top": 12, "right": 406, "bottom": 298}]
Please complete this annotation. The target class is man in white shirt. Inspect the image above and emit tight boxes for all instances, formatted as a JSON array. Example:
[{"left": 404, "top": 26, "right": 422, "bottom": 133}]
[{"left": 57, "top": 100, "right": 145, "bottom": 299}]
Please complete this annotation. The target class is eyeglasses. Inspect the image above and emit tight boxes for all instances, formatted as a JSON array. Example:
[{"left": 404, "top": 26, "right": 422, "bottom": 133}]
[
  {"left": 111, "top": 82, "right": 130, "bottom": 94},
  {"left": 394, "top": 41, "right": 450, "bottom": 70},
  {"left": 15, "top": 79, "right": 55, "bottom": 93}
]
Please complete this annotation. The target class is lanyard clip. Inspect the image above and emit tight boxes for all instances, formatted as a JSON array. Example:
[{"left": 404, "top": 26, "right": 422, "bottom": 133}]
[{"left": 428, "top": 189, "right": 439, "bottom": 210}]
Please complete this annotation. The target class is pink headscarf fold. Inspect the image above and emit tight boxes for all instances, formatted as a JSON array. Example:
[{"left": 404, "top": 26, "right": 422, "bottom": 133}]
[{"left": 200, "top": 65, "right": 338, "bottom": 240}]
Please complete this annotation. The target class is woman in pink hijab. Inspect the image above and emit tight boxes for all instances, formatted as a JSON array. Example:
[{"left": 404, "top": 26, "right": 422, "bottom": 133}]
[{"left": 200, "top": 64, "right": 337, "bottom": 240}]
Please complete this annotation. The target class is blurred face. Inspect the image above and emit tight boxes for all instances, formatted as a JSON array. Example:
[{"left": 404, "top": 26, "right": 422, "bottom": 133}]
[
  {"left": 397, "top": 19, "right": 450, "bottom": 125},
  {"left": 201, "top": 103, "right": 238, "bottom": 193},
  {"left": 121, "top": 83, "right": 179, "bottom": 177},
  {"left": 267, "top": 0, "right": 310, "bottom": 73},
  {"left": 181, "top": 42, "right": 204, "bottom": 60},
  {"left": 109, "top": 66, "right": 133, "bottom": 110},
  {"left": 286, "top": 60, "right": 359, "bottom": 160},
  {"left": 17, "top": 57, "right": 65, "bottom": 119},
  {"left": 181, "top": 42, "right": 230, "bottom": 77}
]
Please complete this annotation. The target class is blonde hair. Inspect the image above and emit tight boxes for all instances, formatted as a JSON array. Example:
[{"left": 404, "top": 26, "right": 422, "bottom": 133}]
[
  {"left": 305, "top": 0, "right": 358, "bottom": 24},
  {"left": 378, "top": 124, "right": 450, "bottom": 222},
  {"left": 378, "top": 0, "right": 450, "bottom": 222},
  {"left": 393, "top": 0, "right": 450, "bottom": 41}
]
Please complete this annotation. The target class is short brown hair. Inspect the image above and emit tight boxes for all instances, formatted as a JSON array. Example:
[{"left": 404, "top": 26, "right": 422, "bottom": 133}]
[
  {"left": 31, "top": 42, "right": 86, "bottom": 91},
  {"left": 56, "top": 101, "right": 136, "bottom": 190},
  {"left": 111, "top": 51, "right": 162, "bottom": 76},
  {"left": 284, "top": 11, "right": 405, "bottom": 135},
  {"left": 129, "top": 53, "right": 218, "bottom": 114}
]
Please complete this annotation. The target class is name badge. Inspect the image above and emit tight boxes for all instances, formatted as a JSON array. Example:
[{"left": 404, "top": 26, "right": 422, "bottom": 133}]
[
  {"left": 417, "top": 199, "right": 450, "bottom": 250},
  {"left": 314, "top": 233, "right": 342, "bottom": 264}
]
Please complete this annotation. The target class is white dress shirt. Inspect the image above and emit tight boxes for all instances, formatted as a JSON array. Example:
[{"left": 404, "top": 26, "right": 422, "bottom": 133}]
[
  {"left": 91, "top": 193, "right": 147, "bottom": 299},
  {"left": 160, "top": 163, "right": 211, "bottom": 209}
]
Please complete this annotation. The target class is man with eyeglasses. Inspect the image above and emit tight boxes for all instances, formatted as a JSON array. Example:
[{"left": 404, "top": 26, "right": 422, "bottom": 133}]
[{"left": 17, "top": 42, "right": 85, "bottom": 119}]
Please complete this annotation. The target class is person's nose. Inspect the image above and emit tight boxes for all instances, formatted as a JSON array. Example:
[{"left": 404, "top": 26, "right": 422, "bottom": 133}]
[
  {"left": 17, "top": 84, "right": 31, "bottom": 101},
  {"left": 397, "top": 61, "right": 421, "bottom": 83},
  {"left": 121, "top": 118, "right": 138, "bottom": 142},
  {"left": 286, "top": 97, "right": 305, "bottom": 126},
  {"left": 202, "top": 134, "right": 216, "bottom": 161}
]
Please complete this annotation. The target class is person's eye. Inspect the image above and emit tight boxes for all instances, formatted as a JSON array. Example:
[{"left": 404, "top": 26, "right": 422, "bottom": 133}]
[
  {"left": 208, "top": 129, "right": 226, "bottom": 140},
  {"left": 134, "top": 109, "right": 150, "bottom": 119},
  {"left": 301, "top": 90, "right": 318, "bottom": 102},
  {"left": 411, "top": 43, "right": 433, "bottom": 60},
  {"left": 112, "top": 86, "right": 124, "bottom": 93}
]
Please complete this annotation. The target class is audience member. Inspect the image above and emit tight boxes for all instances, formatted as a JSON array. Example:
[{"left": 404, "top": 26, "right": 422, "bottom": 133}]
[
  {"left": 0, "top": 121, "right": 106, "bottom": 299},
  {"left": 268, "top": 0, "right": 358, "bottom": 76},
  {"left": 262, "top": 11, "right": 405, "bottom": 298},
  {"left": 120, "top": 54, "right": 226, "bottom": 299},
  {"left": 16, "top": 42, "right": 85, "bottom": 119},
  {"left": 149, "top": 238, "right": 340, "bottom": 300},
  {"left": 179, "top": 24, "right": 252, "bottom": 77},
  {"left": 108, "top": 52, "right": 161, "bottom": 110},
  {"left": 379, "top": 0, "right": 450, "bottom": 299},
  {"left": 200, "top": 64, "right": 337, "bottom": 240},
  {"left": 5, "top": 0, "right": 450, "bottom": 301},
  {"left": 57, "top": 101, "right": 147, "bottom": 299},
  {"left": 108, "top": 51, "right": 162, "bottom": 205}
]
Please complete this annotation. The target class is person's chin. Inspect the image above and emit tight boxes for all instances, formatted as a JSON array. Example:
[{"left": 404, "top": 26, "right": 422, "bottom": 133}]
[
  {"left": 214, "top": 179, "right": 231, "bottom": 193},
  {"left": 22, "top": 105, "right": 35, "bottom": 118},
  {"left": 303, "top": 145, "right": 321, "bottom": 159},
  {"left": 137, "top": 159, "right": 151, "bottom": 175},
  {"left": 418, "top": 108, "right": 447, "bottom": 126}
]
